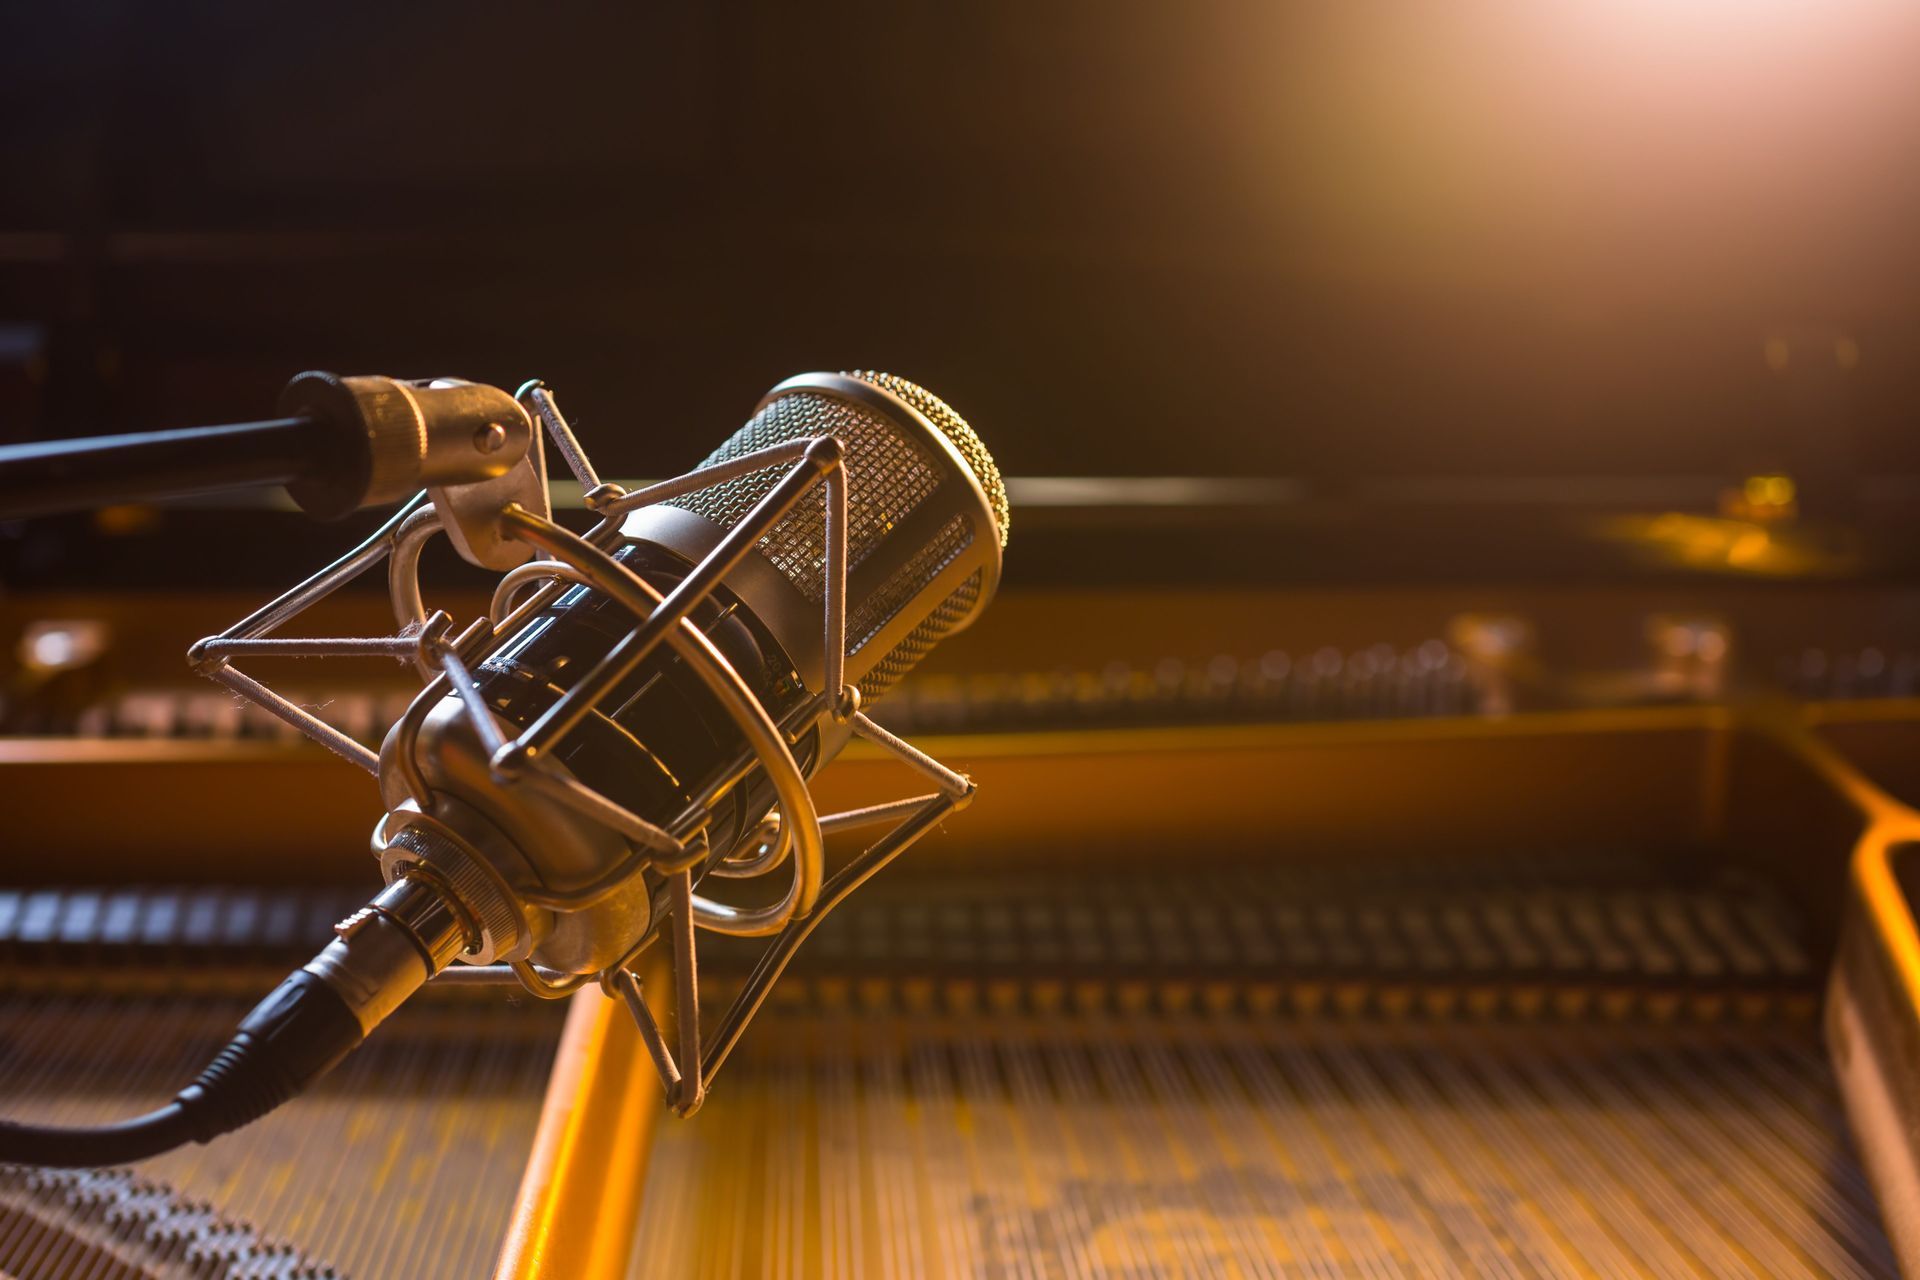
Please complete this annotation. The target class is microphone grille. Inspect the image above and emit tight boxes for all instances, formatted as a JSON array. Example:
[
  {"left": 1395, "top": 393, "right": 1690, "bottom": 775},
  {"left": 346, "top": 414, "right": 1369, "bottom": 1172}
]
[
  {"left": 842, "top": 371, "right": 1009, "bottom": 549},
  {"left": 645, "top": 370, "right": 1006, "bottom": 700}
]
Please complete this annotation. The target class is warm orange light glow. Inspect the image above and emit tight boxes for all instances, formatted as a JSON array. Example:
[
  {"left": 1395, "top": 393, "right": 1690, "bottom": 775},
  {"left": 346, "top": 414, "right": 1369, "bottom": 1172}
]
[
  {"left": 1243, "top": 1, "right": 1920, "bottom": 301},
  {"left": 1598, "top": 511, "right": 1848, "bottom": 576},
  {"left": 1722, "top": 473, "right": 1799, "bottom": 522}
]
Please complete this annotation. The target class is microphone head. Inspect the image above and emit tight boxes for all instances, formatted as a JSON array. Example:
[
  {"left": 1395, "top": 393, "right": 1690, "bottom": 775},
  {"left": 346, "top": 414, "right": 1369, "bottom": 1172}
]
[
  {"left": 838, "top": 371, "right": 1009, "bottom": 551},
  {"left": 623, "top": 370, "right": 1007, "bottom": 701}
]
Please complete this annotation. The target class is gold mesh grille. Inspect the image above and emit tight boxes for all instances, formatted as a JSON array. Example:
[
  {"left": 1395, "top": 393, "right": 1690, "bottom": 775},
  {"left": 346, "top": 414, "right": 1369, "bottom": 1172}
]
[{"left": 844, "top": 371, "right": 1008, "bottom": 549}]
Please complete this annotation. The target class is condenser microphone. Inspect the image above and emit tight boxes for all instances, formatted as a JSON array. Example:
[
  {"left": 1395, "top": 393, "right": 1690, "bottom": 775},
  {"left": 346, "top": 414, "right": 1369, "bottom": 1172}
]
[
  {"left": 0, "top": 369, "right": 1008, "bottom": 1167},
  {"left": 383, "top": 370, "right": 1008, "bottom": 976}
]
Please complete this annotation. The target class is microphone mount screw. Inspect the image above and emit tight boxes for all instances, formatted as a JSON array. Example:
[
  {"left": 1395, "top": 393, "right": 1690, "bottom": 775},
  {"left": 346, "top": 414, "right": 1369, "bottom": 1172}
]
[{"left": 472, "top": 422, "right": 508, "bottom": 455}]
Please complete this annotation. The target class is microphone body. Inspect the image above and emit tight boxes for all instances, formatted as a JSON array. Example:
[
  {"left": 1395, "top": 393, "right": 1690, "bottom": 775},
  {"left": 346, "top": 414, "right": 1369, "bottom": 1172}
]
[{"left": 371, "top": 370, "right": 1006, "bottom": 988}]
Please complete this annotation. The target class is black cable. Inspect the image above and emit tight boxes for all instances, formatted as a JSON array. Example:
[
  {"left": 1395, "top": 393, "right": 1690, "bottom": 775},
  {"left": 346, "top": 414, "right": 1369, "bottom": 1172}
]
[
  {"left": 0, "top": 1104, "right": 195, "bottom": 1168},
  {"left": 0, "top": 969, "right": 365, "bottom": 1169}
]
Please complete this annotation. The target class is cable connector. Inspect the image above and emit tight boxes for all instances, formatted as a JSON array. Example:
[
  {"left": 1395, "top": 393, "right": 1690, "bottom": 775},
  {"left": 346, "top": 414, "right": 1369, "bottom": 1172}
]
[
  {"left": 176, "top": 874, "right": 467, "bottom": 1146},
  {"left": 173, "top": 970, "right": 363, "bottom": 1143},
  {"left": 0, "top": 876, "right": 468, "bottom": 1169}
]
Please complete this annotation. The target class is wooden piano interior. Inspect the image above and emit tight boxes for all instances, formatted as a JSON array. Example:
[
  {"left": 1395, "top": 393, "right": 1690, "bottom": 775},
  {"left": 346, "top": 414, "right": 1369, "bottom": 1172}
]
[{"left": 5, "top": 579, "right": 1920, "bottom": 1279}]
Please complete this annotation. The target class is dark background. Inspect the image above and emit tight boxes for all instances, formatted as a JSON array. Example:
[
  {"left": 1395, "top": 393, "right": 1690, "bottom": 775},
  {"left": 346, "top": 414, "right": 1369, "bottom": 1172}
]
[{"left": 0, "top": 3, "right": 1917, "bottom": 502}]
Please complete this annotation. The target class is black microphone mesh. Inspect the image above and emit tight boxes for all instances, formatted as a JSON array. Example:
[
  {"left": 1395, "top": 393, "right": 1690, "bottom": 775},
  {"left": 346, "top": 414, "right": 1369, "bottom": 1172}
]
[
  {"left": 663, "top": 373, "right": 1003, "bottom": 699},
  {"left": 857, "top": 570, "right": 984, "bottom": 697},
  {"left": 668, "top": 394, "right": 936, "bottom": 603}
]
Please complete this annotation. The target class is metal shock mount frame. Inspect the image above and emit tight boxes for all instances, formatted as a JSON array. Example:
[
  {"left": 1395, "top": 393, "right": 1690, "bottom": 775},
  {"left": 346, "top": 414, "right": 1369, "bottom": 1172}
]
[{"left": 188, "top": 380, "right": 975, "bottom": 1115}]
